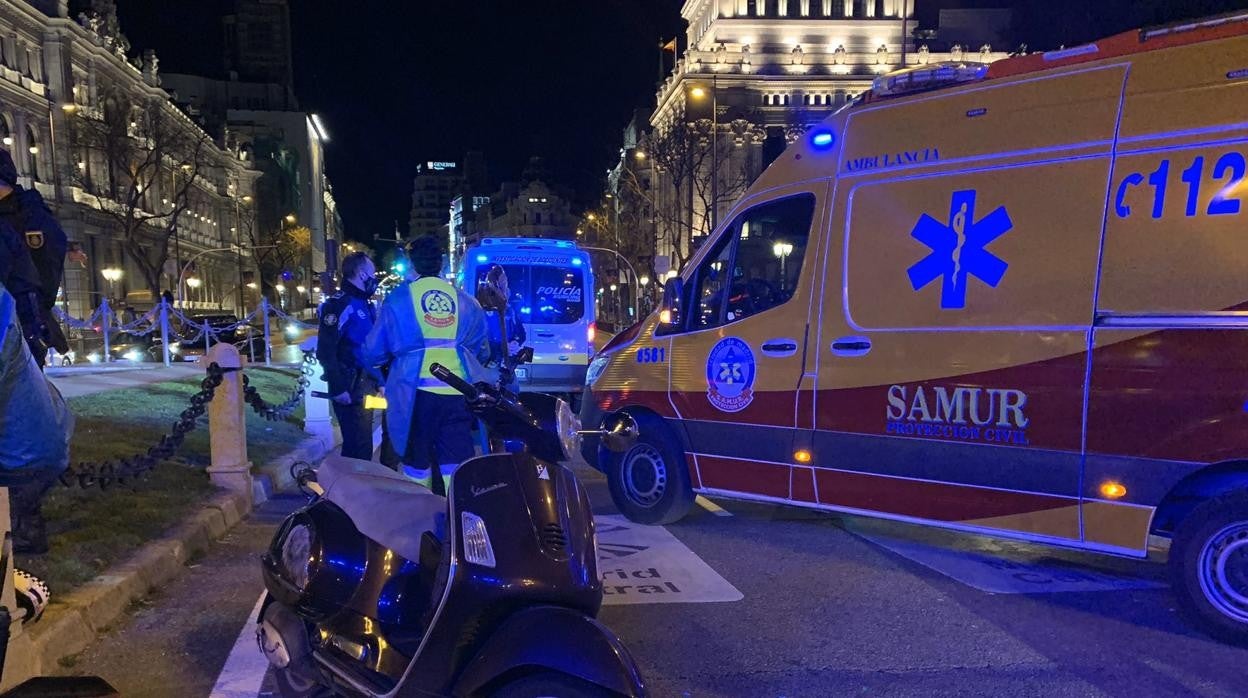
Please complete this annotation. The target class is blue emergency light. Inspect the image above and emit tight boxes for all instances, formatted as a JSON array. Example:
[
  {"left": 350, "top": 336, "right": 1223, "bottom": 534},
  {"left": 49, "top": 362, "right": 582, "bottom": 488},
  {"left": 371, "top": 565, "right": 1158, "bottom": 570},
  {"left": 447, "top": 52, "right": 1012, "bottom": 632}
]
[
  {"left": 476, "top": 254, "right": 488, "bottom": 263},
  {"left": 811, "top": 130, "right": 836, "bottom": 149}
]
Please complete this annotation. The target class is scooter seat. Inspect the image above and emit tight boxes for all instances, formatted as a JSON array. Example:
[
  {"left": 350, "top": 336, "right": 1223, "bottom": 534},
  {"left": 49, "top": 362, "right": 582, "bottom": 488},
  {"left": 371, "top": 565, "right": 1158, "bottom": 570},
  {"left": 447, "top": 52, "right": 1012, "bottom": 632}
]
[{"left": 317, "top": 455, "right": 446, "bottom": 564}]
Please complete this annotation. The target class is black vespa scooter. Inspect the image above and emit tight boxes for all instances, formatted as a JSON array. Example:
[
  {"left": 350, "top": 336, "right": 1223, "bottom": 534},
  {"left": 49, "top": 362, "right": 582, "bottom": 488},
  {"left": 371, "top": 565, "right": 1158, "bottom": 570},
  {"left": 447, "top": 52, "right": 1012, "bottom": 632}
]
[{"left": 256, "top": 364, "right": 647, "bottom": 697}]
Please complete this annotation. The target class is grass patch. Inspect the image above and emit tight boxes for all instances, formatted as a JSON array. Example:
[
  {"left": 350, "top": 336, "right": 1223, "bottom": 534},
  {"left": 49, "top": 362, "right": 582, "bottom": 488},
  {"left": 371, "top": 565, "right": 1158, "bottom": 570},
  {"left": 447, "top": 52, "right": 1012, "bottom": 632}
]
[{"left": 20, "top": 367, "right": 309, "bottom": 595}]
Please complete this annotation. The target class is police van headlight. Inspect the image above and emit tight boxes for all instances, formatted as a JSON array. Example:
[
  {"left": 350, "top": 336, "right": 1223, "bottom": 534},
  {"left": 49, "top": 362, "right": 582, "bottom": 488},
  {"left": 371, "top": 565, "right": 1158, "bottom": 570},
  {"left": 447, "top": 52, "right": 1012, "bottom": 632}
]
[
  {"left": 585, "top": 354, "right": 609, "bottom": 386},
  {"left": 461, "top": 511, "right": 497, "bottom": 568}
]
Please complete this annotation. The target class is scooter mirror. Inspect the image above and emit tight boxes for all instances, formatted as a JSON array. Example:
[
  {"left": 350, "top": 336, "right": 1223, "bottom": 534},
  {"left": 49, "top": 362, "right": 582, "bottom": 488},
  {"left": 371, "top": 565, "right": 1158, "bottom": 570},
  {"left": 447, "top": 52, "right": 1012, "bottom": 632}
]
[
  {"left": 476, "top": 280, "right": 507, "bottom": 311},
  {"left": 600, "top": 412, "right": 640, "bottom": 453}
]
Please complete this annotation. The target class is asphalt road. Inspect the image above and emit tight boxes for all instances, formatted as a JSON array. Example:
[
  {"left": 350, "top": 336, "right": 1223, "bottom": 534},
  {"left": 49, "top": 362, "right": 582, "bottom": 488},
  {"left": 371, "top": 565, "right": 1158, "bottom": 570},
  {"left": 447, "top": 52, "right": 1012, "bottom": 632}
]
[{"left": 62, "top": 463, "right": 1248, "bottom": 697}]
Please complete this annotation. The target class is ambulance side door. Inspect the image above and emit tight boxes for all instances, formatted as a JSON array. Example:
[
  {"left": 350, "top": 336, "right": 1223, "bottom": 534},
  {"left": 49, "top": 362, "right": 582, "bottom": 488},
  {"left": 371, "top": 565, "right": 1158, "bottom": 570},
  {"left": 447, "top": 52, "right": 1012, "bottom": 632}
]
[{"left": 664, "top": 188, "right": 823, "bottom": 500}]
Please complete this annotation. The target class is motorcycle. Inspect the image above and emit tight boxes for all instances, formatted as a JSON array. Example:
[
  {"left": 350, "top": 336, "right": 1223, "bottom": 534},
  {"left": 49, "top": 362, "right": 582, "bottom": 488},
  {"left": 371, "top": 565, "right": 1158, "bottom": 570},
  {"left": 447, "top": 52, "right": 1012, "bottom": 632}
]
[{"left": 255, "top": 361, "right": 648, "bottom": 697}]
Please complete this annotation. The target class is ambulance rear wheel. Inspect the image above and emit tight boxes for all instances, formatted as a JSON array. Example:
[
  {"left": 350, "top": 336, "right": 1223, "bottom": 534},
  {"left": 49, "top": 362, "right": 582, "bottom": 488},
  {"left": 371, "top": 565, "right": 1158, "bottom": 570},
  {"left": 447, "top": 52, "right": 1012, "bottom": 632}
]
[
  {"left": 606, "top": 416, "right": 693, "bottom": 525},
  {"left": 1169, "top": 491, "right": 1248, "bottom": 646}
]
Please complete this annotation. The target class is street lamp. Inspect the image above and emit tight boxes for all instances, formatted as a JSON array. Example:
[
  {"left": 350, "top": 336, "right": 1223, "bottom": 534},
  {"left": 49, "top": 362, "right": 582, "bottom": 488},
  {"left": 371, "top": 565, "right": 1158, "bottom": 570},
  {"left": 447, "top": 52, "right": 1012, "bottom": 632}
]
[
  {"left": 101, "top": 267, "right": 122, "bottom": 300},
  {"left": 185, "top": 277, "right": 202, "bottom": 288},
  {"left": 773, "top": 240, "right": 794, "bottom": 290},
  {"left": 284, "top": 214, "right": 297, "bottom": 225}
]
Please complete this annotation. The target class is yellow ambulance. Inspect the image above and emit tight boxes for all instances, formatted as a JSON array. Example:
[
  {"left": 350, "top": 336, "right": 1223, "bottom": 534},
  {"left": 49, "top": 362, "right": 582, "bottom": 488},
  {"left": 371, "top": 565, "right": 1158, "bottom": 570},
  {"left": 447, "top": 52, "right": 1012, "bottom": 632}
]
[{"left": 580, "top": 13, "right": 1248, "bottom": 644}]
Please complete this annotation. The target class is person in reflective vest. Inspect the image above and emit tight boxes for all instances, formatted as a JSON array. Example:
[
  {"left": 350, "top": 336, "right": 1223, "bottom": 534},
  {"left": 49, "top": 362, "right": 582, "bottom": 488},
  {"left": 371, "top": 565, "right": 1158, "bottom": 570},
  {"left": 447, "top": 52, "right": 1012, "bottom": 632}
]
[{"left": 360, "top": 236, "right": 489, "bottom": 492}]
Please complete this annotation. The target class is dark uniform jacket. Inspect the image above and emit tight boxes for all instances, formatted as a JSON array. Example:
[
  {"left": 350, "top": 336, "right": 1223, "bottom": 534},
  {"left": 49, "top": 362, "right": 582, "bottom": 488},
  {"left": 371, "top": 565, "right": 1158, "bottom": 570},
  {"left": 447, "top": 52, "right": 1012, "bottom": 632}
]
[
  {"left": 0, "top": 187, "right": 69, "bottom": 355},
  {"left": 316, "top": 283, "right": 377, "bottom": 398}
]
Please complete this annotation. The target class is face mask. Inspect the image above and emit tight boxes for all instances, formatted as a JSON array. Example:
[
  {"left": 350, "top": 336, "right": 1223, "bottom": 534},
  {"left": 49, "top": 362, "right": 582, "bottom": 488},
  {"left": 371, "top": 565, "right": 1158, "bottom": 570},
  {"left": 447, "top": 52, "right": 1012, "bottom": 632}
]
[{"left": 362, "top": 277, "right": 379, "bottom": 295}]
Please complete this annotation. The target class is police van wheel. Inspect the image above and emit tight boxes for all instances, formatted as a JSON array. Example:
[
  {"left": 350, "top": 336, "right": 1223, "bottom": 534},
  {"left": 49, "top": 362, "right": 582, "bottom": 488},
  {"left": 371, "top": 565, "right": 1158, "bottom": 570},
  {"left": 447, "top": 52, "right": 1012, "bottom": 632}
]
[
  {"left": 1169, "top": 491, "right": 1248, "bottom": 646},
  {"left": 606, "top": 417, "right": 693, "bottom": 525}
]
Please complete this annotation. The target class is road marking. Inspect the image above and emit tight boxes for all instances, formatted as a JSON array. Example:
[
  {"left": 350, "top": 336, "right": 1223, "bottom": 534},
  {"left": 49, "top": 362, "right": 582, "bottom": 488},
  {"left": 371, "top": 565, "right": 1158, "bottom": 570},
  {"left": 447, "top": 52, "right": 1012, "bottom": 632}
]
[
  {"left": 596, "top": 515, "right": 742, "bottom": 605},
  {"left": 209, "top": 593, "right": 269, "bottom": 698},
  {"left": 695, "top": 495, "right": 732, "bottom": 517},
  {"left": 850, "top": 523, "right": 1165, "bottom": 594}
]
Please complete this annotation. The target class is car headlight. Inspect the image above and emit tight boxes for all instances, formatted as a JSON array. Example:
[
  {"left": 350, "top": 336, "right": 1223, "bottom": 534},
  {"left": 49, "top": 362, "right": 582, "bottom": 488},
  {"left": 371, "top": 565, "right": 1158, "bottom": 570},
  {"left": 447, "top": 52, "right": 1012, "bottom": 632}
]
[
  {"left": 461, "top": 511, "right": 496, "bottom": 568},
  {"left": 281, "top": 523, "right": 313, "bottom": 591},
  {"left": 556, "top": 398, "right": 581, "bottom": 458},
  {"left": 124, "top": 349, "right": 143, "bottom": 362},
  {"left": 87, "top": 352, "right": 101, "bottom": 364},
  {"left": 170, "top": 343, "right": 180, "bottom": 355},
  {"left": 585, "top": 354, "right": 610, "bottom": 386}
]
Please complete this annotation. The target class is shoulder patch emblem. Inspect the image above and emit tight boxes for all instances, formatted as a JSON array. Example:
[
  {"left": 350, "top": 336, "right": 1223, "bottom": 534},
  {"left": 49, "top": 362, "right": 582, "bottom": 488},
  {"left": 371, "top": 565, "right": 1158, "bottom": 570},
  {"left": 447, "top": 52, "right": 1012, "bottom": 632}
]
[
  {"left": 24, "top": 231, "right": 43, "bottom": 250},
  {"left": 322, "top": 313, "right": 337, "bottom": 326}
]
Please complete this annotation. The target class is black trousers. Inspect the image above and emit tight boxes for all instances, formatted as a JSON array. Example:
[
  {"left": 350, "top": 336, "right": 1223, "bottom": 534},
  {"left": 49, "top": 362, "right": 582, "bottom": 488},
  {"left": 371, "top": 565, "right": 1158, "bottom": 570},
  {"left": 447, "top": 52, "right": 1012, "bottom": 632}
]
[
  {"left": 405, "top": 391, "right": 474, "bottom": 472},
  {"left": 333, "top": 400, "right": 374, "bottom": 460}
]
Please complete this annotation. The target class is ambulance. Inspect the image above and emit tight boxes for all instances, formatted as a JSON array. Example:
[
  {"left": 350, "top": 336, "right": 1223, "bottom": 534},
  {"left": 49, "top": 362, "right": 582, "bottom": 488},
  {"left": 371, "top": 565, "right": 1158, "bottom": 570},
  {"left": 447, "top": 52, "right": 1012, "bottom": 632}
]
[
  {"left": 459, "top": 238, "right": 595, "bottom": 398},
  {"left": 580, "top": 14, "right": 1248, "bottom": 644}
]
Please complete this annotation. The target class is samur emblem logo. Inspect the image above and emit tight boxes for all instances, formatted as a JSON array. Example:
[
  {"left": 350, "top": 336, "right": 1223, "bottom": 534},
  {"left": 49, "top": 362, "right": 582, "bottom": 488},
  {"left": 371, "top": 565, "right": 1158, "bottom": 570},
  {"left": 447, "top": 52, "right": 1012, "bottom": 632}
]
[
  {"left": 705, "top": 337, "right": 756, "bottom": 413},
  {"left": 420, "top": 289, "right": 457, "bottom": 328}
]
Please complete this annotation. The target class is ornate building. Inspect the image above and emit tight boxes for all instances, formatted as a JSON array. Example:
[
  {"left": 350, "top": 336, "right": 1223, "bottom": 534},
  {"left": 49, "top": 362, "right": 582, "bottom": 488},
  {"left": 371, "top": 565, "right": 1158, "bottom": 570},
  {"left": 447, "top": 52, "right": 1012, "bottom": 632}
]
[
  {"left": 629, "top": 0, "right": 1008, "bottom": 269},
  {"left": 0, "top": 0, "right": 259, "bottom": 326}
]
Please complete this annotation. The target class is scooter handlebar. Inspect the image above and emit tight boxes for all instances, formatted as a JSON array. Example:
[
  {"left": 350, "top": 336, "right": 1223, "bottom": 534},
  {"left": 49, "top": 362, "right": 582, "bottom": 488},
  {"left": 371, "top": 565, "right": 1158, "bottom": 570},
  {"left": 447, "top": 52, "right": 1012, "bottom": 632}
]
[{"left": 429, "top": 363, "right": 480, "bottom": 400}]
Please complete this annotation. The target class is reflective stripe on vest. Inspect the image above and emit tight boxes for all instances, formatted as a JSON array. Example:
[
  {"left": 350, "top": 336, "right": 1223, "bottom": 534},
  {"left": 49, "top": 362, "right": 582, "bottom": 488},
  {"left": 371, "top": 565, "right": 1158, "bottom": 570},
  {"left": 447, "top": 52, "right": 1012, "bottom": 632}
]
[{"left": 411, "top": 276, "right": 466, "bottom": 395}]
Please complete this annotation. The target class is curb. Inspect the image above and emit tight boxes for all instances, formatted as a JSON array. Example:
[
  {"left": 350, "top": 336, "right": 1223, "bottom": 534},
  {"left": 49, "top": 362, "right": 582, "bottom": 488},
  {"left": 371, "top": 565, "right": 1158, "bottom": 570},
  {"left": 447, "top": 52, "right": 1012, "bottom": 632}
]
[
  {"left": 6, "top": 436, "right": 334, "bottom": 686},
  {"left": 252, "top": 433, "right": 336, "bottom": 503}
]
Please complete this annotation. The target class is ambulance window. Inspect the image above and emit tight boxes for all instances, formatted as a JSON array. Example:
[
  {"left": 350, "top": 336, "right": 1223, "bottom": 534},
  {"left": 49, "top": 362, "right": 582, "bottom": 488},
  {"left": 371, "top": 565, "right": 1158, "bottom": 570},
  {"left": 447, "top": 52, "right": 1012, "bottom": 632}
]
[{"left": 687, "top": 194, "right": 816, "bottom": 331}]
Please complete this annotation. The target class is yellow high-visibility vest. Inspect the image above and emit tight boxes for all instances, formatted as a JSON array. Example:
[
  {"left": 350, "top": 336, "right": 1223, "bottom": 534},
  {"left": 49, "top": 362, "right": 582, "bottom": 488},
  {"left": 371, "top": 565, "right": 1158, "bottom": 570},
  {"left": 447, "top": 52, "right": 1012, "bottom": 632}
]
[{"left": 411, "top": 276, "right": 466, "bottom": 395}]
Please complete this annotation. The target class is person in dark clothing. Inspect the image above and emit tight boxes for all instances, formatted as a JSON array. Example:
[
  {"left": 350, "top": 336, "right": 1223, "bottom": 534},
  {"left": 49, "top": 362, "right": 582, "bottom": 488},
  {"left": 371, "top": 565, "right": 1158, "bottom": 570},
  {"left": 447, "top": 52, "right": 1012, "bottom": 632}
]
[
  {"left": 480, "top": 264, "right": 526, "bottom": 393},
  {"left": 316, "top": 252, "right": 379, "bottom": 461},
  {"left": 0, "top": 280, "right": 71, "bottom": 554},
  {"left": 0, "top": 149, "right": 69, "bottom": 368}
]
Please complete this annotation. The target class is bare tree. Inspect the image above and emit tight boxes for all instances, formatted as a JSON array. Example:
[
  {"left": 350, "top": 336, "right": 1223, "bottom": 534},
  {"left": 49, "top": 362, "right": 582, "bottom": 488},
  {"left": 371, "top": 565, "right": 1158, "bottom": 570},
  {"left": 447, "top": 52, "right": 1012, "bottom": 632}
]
[
  {"left": 245, "top": 218, "right": 311, "bottom": 301},
  {"left": 631, "top": 121, "right": 707, "bottom": 270},
  {"left": 70, "top": 87, "right": 214, "bottom": 299}
]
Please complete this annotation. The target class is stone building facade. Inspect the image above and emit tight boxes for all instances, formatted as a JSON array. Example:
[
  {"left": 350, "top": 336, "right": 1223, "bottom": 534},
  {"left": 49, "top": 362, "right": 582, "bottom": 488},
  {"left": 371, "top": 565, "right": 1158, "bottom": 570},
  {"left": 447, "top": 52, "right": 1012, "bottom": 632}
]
[
  {"left": 626, "top": 0, "right": 1008, "bottom": 269},
  {"left": 0, "top": 0, "right": 259, "bottom": 325}
]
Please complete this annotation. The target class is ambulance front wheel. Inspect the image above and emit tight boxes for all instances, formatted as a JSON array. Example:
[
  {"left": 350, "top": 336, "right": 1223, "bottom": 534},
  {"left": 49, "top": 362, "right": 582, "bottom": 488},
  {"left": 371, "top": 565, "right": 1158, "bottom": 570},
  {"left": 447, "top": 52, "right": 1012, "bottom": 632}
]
[
  {"left": 605, "top": 415, "right": 694, "bottom": 525},
  {"left": 1169, "top": 490, "right": 1248, "bottom": 646}
]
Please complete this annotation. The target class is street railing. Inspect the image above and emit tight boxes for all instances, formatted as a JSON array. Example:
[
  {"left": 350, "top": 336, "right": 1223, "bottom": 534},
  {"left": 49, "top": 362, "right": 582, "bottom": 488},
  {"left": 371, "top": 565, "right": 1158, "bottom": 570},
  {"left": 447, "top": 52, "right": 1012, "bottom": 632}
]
[
  {"left": 58, "top": 348, "right": 315, "bottom": 492},
  {"left": 53, "top": 297, "right": 318, "bottom": 368}
]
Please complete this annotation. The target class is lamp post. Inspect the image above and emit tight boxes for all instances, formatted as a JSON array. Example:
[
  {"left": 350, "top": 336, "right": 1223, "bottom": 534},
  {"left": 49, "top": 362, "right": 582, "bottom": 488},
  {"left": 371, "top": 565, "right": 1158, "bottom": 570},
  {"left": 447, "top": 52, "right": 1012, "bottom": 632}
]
[
  {"left": 691, "top": 74, "right": 719, "bottom": 230},
  {"left": 639, "top": 274, "right": 651, "bottom": 314},
  {"left": 773, "top": 240, "right": 793, "bottom": 291},
  {"left": 580, "top": 245, "right": 640, "bottom": 323},
  {"left": 101, "top": 266, "right": 122, "bottom": 301}
]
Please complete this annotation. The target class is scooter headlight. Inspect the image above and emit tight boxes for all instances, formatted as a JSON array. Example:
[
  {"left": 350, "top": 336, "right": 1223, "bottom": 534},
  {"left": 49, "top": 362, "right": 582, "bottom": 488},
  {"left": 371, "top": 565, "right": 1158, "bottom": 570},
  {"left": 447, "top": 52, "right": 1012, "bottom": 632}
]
[
  {"left": 461, "top": 511, "right": 496, "bottom": 568},
  {"left": 281, "top": 523, "right": 313, "bottom": 591}
]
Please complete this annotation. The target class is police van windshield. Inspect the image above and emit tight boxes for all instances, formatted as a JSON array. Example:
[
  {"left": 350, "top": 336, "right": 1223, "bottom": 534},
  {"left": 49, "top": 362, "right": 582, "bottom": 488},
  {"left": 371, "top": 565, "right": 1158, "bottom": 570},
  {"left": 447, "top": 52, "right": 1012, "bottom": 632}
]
[{"left": 476, "top": 264, "right": 585, "bottom": 324}]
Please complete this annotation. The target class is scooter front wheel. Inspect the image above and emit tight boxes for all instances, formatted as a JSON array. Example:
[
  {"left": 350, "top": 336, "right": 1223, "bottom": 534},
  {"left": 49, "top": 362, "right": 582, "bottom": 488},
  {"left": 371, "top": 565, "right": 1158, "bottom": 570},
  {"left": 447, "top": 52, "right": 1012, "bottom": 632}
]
[
  {"left": 492, "top": 671, "right": 616, "bottom": 698},
  {"left": 269, "top": 666, "right": 333, "bottom": 698}
]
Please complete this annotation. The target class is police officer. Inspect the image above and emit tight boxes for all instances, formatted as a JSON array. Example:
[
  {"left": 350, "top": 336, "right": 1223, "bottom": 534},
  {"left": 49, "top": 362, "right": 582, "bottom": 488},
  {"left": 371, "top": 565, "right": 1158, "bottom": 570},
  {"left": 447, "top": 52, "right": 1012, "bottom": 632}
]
[
  {"left": 0, "top": 148, "right": 69, "bottom": 368},
  {"left": 361, "top": 236, "right": 489, "bottom": 493},
  {"left": 316, "top": 251, "right": 379, "bottom": 460}
]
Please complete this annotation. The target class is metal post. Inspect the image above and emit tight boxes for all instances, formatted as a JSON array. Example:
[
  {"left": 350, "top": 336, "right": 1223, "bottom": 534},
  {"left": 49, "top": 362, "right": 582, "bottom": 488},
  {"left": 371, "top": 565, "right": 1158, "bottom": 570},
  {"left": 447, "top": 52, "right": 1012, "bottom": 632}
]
[
  {"left": 101, "top": 299, "right": 111, "bottom": 363},
  {"left": 160, "top": 299, "right": 171, "bottom": 367},
  {"left": 247, "top": 324, "right": 256, "bottom": 364},
  {"left": 711, "top": 73, "right": 718, "bottom": 231},
  {"left": 262, "top": 297, "right": 272, "bottom": 367},
  {"left": 203, "top": 319, "right": 211, "bottom": 355}
]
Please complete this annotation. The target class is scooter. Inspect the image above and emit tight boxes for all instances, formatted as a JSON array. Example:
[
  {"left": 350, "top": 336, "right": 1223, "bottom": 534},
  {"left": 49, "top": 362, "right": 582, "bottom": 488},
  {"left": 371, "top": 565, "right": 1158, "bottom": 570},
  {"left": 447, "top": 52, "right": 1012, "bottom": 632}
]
[{"left": 256, "top": 363, "right": 647, "bottom": 697}]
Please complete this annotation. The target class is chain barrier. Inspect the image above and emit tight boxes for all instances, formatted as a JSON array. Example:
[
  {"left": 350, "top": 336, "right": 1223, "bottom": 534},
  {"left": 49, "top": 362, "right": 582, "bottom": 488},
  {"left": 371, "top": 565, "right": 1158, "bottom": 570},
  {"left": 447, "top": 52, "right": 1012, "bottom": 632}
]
[
  {"left": 59, "top": 363, "right": 226, "bottom": 490},
  {"left": 243, "top": 350, "right": 313, "bottom": 421},
  {"left": 267, "top": 303, "right": 317, "bottom": 330},
  {"left": 58, "top": 354, "right": 312, "bottom": 491}
]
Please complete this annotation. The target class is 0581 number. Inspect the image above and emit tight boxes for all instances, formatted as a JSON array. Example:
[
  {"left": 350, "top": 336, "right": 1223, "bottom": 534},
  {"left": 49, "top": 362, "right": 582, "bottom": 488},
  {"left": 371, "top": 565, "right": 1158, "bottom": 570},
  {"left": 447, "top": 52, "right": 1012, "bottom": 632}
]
[{"left": 1114, "top": 151, "right": 1246, "bottom": 219}]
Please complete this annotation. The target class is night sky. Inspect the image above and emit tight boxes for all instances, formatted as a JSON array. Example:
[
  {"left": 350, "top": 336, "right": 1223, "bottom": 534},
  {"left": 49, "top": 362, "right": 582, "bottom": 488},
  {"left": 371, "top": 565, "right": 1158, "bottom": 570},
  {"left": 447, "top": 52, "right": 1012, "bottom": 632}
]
[{"left": 110, "top": 0, "right": 1248, "bottom": 244}]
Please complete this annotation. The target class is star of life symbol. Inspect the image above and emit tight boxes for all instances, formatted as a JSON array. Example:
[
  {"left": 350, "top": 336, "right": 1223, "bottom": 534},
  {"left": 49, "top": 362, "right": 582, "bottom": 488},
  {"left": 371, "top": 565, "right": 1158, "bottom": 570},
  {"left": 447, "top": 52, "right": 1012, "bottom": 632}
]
[{"left": 907, "top": 189, "right": 1013, "bottom": 309}]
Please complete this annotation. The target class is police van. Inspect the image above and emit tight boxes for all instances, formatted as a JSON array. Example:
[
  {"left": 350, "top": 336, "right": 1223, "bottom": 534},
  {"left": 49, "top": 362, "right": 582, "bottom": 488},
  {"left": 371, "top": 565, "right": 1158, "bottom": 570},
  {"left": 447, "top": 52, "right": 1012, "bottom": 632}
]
[
  {"left": 580, "top": 14, "right": 1248, "bottom": 644},
  {"left": 460, "top": 238, "right": 595, "bottom": 398}
]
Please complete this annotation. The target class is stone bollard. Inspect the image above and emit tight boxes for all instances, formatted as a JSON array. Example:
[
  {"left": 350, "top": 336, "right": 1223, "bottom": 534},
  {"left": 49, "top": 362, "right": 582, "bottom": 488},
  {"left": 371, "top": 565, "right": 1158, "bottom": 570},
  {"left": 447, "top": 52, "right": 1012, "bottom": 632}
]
[
  {"left": 299, "top": 337, "right": 335, "bottom": 445},
  {"left": 205, "top": 342, "right": 253, "bottom": 505}
]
